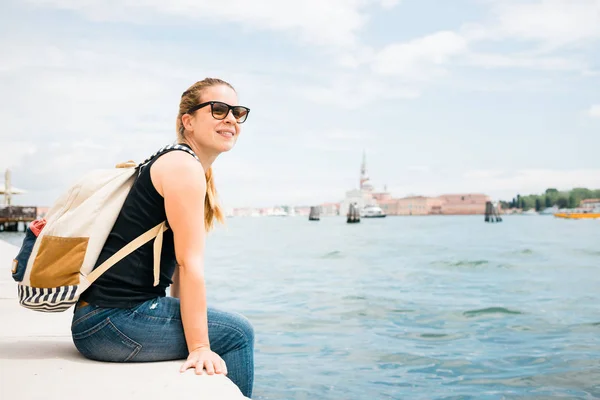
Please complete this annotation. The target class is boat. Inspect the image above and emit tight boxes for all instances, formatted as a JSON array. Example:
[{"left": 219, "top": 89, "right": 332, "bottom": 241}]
[
  {"left": 361, "top": 204, "right": 386, "bottom": 218},
  {"left": 520, "top": 209, "right": 539, "bottom": 216},
  {"left": 539, "top": 206, "right": 559, "bottom": 215},
  {"left": 554, "top": 207, "right": 600, "bottom": 219},
  {"left": 269, "top": 209, "right": 288, "bottom": 217}
]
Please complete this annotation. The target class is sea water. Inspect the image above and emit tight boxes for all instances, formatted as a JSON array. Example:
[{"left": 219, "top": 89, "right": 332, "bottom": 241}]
[{"left": 2, "top": 215, "right": 599, "bottom": 399}]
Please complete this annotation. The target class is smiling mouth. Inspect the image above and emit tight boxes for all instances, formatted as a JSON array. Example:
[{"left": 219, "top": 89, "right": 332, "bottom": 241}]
[{"left": 217, "top": 130, "right": 235, "bottom": 138}]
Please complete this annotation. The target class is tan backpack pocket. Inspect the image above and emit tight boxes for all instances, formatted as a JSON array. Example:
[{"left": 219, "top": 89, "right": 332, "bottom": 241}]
[{"left": 30, "top": 236, "right": 89, "bottom": 288}]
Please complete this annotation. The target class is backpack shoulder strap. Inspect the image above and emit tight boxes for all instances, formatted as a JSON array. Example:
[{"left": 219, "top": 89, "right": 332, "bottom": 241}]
[
  {"left": 86, "top": 221, "right": 168, "bottom": 285},
  {"left": 137, "top": 143, "right": 200, "bottom": 170}
]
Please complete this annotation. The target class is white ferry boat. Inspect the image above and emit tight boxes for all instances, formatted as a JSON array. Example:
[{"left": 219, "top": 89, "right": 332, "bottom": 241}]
[{"left": 361, "top": 205, "right": 386, "bottom": 218}]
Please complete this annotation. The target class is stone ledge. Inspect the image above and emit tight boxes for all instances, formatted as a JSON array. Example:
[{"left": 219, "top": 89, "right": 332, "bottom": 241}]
[{"left": 0, "top": 240, "right": 249, "bottom": 400}]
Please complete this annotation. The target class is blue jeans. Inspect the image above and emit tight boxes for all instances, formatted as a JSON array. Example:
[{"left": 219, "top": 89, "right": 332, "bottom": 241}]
[{"left": 71, "top": 297, "right": 254, "bottom": 398}]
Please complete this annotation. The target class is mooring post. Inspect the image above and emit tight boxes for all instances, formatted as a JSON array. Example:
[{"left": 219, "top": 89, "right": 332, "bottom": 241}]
[{"left": 485, "top": 201, "right": 503, "bottom": 223}]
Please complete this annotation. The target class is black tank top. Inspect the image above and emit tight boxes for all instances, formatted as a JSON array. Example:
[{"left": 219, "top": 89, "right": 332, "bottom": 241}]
[{"left": 81, "top": 144, "right": 198, "bottom": 308}]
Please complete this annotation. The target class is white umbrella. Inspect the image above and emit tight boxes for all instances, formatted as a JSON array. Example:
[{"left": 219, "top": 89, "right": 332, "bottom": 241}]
[
  {"left": 2, "top": 169, "right": 27, "bottom": 205},
  {"left": 0, "top": 186, "right": 27, "bottom": 195}
]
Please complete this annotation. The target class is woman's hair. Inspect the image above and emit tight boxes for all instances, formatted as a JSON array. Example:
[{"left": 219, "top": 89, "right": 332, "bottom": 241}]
[{"left": 176, "top": 78, "right": 234, "bottom": 230}]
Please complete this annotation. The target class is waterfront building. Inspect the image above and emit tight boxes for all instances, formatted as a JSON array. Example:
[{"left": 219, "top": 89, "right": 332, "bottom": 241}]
[
  {"left": 581, "top": 199, "right": 600, "bottom": 210},
  {"left": 437, "top": 194, "right": 490, "bottom": 215}
]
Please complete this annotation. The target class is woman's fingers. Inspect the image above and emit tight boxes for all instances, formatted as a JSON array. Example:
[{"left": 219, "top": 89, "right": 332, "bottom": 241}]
[
  {"left": 221, "top": 359, "right": 228, "bottom": 375},
  {"left": 214, "top": 359, "right": 223, "bottom": 374},
  {"left": 181, "top": 353, "right": 226, "bottom": 376},
  {"left": 204, "top": 359, "right": 216, "bottom": 375},
  {"left": 195, "top": 360, "right": 204, "bottom": 375},
  {"left": 180, "top": 359, "right": 193, "bottom": 373}
]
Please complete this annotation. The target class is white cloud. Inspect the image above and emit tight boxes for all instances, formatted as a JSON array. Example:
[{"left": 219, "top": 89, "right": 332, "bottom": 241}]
[
  {"left": 296, "top": 75, "right": 420, "bottom": 108},
  {"left": 0, "top": 141, "right": 38, "bottom": 172},
  {"left": 379, "top": 0, "right": 401, "bottom": 9},
  {"left": 464, "top": 52, "right": 587, "bottom": 71},
  {"left": 369, "top": 0, "right": 600, "bottom": 80},
  {"left": 469, "top": 0, "right": 600, "bottom": 49},
  {"left": 334, "top": 45, "right": 377, "bottom": 69},
  {"left": 463, "top": 169, "right": 506, "bottom": 179},
  {"left": 321, "top": 129, "right": 366, "bottom": 140},
  {"left": 407, "top": 165, "right": 430, "bottom": 173},
  {"left": 589, "top": 104, "right": 600, "bottom": 118},
  {"left": 24, "top": 0, "right": 389, "bottom": 48},
  {"left": 582, "top": 69, "right": 600, "bottom": 76},
  {"left": 372, "top": 31, "right": 468, "bottom": 79}
]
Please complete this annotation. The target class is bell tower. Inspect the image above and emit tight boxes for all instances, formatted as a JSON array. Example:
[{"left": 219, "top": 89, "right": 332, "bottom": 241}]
[{"left": 359, "top": 150, "right": 373, "bottom": 192}]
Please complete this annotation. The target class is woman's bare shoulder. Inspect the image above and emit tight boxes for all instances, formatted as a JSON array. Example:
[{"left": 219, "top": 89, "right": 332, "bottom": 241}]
[{"left": 150, "top": 150, "right": 205, "bottom": 197}]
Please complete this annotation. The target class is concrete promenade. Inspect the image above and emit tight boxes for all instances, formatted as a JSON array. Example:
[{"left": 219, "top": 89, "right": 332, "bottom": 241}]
[{"left": 0, "top": 239, "right": 249, "bottom": 399}]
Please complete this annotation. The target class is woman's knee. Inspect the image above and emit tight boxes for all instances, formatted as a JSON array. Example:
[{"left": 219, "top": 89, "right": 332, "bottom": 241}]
[
  {"left": 234, "top": 313, "right": 254, "bottom": 346},
  {"left": 209, "top": 309, "right": 255, "bottom": 348}
]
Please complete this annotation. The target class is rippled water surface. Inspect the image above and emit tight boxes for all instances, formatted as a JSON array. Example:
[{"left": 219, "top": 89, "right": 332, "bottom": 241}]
[{"left": 3, "top": 215, "right": 600, "bottom": 399}]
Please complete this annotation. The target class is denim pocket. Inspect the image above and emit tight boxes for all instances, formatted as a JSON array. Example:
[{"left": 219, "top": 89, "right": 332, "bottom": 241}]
[
  {"left": 71, "top": 306, "right": 104, "bottom": 330},
  {"left": 73, "top": 317, "right": 142, "bottom": 362},
  {"left": 12, "top": 228, "right": 37, "bottom": 282}
]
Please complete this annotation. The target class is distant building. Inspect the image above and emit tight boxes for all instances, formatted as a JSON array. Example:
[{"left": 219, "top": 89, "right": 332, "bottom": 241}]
[
  {"left": 438, "top": 194, "right": 490, "bottom": 215},
  {"left": 372, "top": 185, "right": 392, "bottom": 202},
  {"left": 340, "top": 188, "right": 377, "bottom": 215},
  {"left": 320, "top": 202, "right": 340, "bottom": 216},
  {"left": 580, "top": 199, "right": 600, "bottom": 209},
  {"left": 377, "top": 198, "right": 397, "bottom": 215},
  {"left": 398, "top": 196, "right": 443, "bottom": 215},
  {"left": 294, "top": 206, "right": 312, "bottom": 217},
  {"left": 230, "top": 207, "right": 258, "bottom": 217},
  {"left": 377, "top": 196, "right": 443, "bottom": 216},
  {"left": 375, "top": 193, "right": 490, "bottom": 216}
]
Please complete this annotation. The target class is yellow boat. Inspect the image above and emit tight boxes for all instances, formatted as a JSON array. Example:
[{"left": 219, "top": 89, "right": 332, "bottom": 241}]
[{"left": 554, "top": 209, "right": 600, "bottom": 219}]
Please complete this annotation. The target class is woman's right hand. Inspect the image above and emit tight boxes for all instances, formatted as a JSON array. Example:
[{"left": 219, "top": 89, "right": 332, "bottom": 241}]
[{"left": 180, "top": 347, "right": 228, "bottom": 376}]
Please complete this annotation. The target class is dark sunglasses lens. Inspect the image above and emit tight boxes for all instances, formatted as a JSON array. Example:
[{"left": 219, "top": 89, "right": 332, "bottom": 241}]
[
  {"left": 232, "top": 107, "right": 248, "bottom": 123},
  {"left": 211, "top": 102, "right": 229, "bottom": 119}
]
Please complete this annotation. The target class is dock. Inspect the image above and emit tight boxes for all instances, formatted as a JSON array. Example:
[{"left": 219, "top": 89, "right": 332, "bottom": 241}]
[
  {"left": 0, "top": 206, "right": 38, "bottom": 231},
  {"left": 1, "top": 168, "right": 39, "bottom": 231}
]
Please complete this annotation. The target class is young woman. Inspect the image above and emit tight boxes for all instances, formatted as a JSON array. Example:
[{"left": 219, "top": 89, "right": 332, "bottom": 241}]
[{"left": 71, "top": 78, "right": 254, "bottom": 398}]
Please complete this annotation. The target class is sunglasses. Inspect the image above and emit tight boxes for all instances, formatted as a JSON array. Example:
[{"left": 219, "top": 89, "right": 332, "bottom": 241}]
[{"left": 187, "top": 101, "right": 250, "bottom": 124}]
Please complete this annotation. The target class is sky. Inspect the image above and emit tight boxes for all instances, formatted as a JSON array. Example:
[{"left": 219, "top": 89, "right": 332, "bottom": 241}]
[{"left": 1, "top": 0, "right": 599, "bottom": 209}]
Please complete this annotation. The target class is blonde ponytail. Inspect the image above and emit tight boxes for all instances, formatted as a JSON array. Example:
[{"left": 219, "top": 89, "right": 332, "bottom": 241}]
[{"left": 204, "top": 167, "right": 225, "bottom": 231}]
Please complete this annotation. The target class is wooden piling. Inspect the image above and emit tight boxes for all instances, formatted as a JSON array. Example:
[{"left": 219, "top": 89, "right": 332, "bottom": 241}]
[
  {"left": 308, "top": 206, "right": 320, "bottom": 221},
  {"left": 485, "top": 201, "right": 502, "bottom": 223},
  {"left": 347, "top": 203, "right": 360, "bottom": 224}
]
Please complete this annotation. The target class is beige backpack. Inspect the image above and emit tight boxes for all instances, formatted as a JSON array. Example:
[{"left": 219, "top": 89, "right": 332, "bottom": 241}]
[{"left": 10, "top": 144, "right": 198, "bottom": 312}]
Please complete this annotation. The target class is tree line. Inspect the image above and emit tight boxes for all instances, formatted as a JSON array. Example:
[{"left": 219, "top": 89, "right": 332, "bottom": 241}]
[{"left": 501, "top": 188, "right": 600, "bottom": 211}]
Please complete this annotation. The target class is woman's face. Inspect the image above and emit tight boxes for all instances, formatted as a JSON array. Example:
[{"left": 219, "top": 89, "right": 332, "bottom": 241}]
[{"left": 185, "top": 84, "right": 244, "bottom": 154}]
